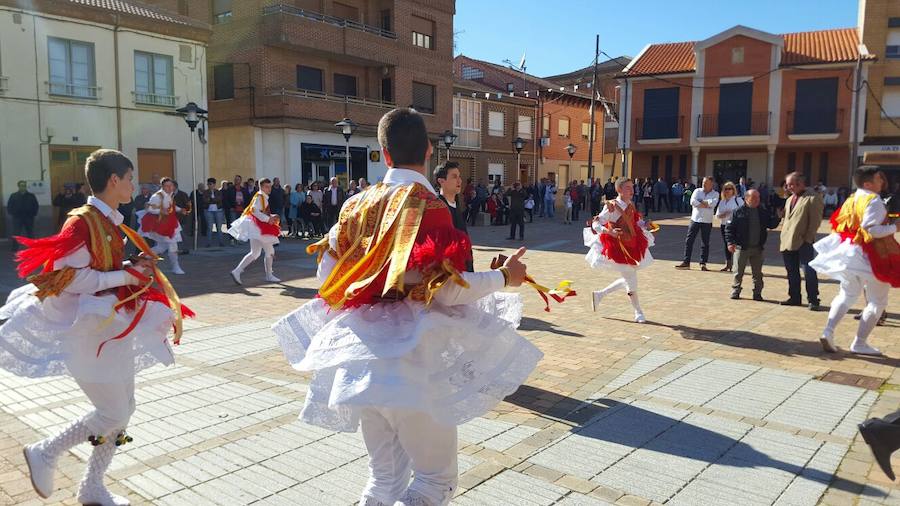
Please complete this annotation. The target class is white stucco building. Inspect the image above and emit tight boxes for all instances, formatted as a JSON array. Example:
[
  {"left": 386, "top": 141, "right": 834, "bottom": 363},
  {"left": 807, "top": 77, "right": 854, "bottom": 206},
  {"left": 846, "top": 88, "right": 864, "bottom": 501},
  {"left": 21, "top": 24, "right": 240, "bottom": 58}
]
[{"left": 0, "top": 0, "right": 210, "bottom": 236}]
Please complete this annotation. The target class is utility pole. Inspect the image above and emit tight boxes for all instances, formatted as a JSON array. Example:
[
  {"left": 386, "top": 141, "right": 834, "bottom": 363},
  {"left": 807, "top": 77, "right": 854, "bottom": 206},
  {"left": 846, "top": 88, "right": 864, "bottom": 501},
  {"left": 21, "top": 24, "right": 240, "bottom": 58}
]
[
  {"left": 586, "top": 34, "right": 599, "bottom": 183},
  {"left": 850, "top": 54, "right": 863, "bottom": 187}
]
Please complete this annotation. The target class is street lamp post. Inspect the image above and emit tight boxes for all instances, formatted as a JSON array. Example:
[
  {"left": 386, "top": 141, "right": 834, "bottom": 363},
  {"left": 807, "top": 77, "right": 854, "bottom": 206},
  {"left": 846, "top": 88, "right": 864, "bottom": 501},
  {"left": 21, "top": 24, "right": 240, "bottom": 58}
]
[
  {"left": 566, "top": 143, "right": 577, "bottom": 160},
  {"left": 512, "top": 137, "right": 527, "bottom": 184},
  {"left": 176, "top": 102, "right": 208, "bottom": 252},
  {"left": 335, "top": 118, "right": 358, "bottom": 186},
  {"left": 441, "top": 129, "right": 457, "bottom": 164}
]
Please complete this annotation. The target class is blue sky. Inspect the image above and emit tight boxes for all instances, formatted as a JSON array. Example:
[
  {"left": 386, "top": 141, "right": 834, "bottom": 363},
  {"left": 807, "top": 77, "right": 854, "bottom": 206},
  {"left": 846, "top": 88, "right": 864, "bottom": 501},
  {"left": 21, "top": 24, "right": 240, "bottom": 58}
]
[{"left": 454, "top": 0, "right": 859, "bottom": 76}]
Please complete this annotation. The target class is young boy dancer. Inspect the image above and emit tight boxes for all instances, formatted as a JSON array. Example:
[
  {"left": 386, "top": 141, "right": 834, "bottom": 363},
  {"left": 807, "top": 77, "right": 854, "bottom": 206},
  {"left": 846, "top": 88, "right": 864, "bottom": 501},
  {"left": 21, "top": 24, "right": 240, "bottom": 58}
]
[
  {"left": 584, "top": 178, "right": 655, "bottom": 323},
  {"left": 229, "top": 178, "right": 282, "bottom": 284},
  {"left": 0, "top": 149, "right": 191, "bottom": 505},
  {"left": 140, "top": 178, "right": 184, "bottom": 274},
  {"left": 811, "top": 165, "right": 899, "bottom": 355},
  {"left": 273, "top": 108, "right": 542, "bottom": 506}
]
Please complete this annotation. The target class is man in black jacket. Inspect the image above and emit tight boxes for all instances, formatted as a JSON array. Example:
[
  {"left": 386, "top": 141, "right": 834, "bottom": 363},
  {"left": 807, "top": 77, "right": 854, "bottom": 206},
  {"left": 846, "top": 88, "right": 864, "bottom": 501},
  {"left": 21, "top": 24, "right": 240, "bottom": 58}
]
[
  {"left": 8, "top": 180, "right": 39, "bottom": 249},
  {"left": 505, "top": 181, "right": 528, "bottom": 241},
  {"left": 434, "top": 162, "right": 473, "bottom": 271},
  {"left": 724, "top": 189, "right": 781, "bottom": 300}
]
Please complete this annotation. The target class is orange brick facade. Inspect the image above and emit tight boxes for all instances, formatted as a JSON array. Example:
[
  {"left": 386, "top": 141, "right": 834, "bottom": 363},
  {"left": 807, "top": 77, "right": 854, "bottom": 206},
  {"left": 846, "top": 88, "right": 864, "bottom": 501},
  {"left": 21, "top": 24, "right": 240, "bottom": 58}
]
[{"left": 621, "top": 26, "right": 870, "bottom": 189}]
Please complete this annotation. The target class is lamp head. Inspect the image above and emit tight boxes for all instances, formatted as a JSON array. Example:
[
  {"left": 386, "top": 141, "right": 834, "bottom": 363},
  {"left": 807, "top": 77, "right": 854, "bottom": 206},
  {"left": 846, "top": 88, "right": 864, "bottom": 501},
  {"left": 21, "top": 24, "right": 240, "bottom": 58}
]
[{"left": 177, "top": 102, "right": 208, "bottom": 131}]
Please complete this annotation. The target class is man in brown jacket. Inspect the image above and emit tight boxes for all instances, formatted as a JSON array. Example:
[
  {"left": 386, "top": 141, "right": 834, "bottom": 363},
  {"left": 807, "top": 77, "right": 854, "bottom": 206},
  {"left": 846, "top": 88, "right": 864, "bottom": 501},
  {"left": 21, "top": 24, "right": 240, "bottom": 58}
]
[{"left": 779, "top": 172, "right": 825, "bottom": 309}]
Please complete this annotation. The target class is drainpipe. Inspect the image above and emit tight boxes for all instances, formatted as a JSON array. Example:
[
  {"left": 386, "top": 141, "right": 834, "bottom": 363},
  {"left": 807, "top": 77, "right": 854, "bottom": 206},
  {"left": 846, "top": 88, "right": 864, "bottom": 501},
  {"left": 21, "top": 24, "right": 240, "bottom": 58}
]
[
  {"left": 114, "top": 15, "right": 123, "bottom": 150},
  {"left": 622, "top": 77, "right": 629, "bottom": 178}
]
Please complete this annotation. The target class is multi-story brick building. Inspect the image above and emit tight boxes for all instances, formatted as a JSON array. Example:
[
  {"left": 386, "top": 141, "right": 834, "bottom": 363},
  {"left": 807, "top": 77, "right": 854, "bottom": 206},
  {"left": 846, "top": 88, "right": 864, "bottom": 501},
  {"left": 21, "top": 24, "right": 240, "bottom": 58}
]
[
  {"left": 448, "top": 79, "right": 537, "bottom": 187},
  {"left": 618, "top": 25, "right": 873, "bottom": 188},
  {"left": 453, "top": 55, "right": 610, "bottom": 191},
  {"left": 858, "top": 0, "right": 900, "bottom": 188},
  {"left": 202, "top": 0, "right": 454, "bottom": 187},
  {"left": 0, "top": 0, "right": 210, "bottom": 237}
]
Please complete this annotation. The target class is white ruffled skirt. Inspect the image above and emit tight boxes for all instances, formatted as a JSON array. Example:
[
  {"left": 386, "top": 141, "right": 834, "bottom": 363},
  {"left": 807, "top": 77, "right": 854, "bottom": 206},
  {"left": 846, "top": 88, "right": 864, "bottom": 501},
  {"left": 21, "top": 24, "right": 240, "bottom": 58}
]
[
  {"left": 228, "top": 215, "right": 279, "bottom": 246},
  {"left": 0, "top": 285, "right": 176, "bottom": 383},
  {"left": 809, "top": 235, "right": 878, "bottom": 284},
  {"left": 272, "top": 293, "right": 542, "bottom": 432},
  {"left": 583, "top": 227, "right": 654, "bottom": 273}
]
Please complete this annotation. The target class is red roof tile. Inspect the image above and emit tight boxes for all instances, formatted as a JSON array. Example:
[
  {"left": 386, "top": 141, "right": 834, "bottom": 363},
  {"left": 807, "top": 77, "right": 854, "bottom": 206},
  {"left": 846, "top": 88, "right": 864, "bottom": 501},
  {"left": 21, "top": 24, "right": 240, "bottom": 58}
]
[
  {"left": 782, "top": 28, "right": 866, "bottom": 66},
  {"left": 626, "top": 42, "right": 695, "bottom": 77},
  {"left": 625, "top": 28, "right": 871, "bottom": 77}
]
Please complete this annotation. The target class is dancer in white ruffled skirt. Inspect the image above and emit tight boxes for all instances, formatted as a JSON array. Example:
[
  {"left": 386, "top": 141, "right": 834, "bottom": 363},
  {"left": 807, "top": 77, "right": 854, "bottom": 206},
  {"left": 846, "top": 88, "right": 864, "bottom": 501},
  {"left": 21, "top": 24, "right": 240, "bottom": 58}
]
[
  {"left": 810, "top": 166, "right": 899, "bottom": 355},
  {"left": 0, "top": 150, "right": 190, "bottom": 506},
  {"left": 273, "top": 109, "right": 542, "bottom": 506},
  {"left": 584, "top": 178, "right": 655, "bottom": 323},
  {"left": 229, "top": 178, "right": 282, "bottom": 284}
]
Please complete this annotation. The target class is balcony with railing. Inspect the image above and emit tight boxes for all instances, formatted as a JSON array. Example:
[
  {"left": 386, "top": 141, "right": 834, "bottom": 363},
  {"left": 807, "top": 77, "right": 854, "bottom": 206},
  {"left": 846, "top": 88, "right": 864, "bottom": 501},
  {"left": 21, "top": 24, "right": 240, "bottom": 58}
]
[
  {"left": 46, "top": 81, "right": 100, "bottom": 99},
  {"left": 261, "top": 4, "right": 399, "bottom": 65},
  {"left": 261, "top": 87, "right": 396, "bottom": 126},
  {"left": 634, "top": 115, "right": 684, "bottom": 143},
  {"left": 786, "top": 109, "right": 844, "bottom": 138},
  {"left": 133, "top": 91, "right": 178, "bottom": 108},
  {"left": 697, "top": 112, "right": 771, "bottom": 138}
]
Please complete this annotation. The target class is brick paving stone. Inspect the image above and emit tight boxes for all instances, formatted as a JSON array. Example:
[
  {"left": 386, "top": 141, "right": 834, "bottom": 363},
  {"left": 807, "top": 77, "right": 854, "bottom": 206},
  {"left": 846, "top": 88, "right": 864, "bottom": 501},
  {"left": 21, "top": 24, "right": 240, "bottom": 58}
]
[{"left": 2, "top": 218, "right": 899, "bottom": 505}]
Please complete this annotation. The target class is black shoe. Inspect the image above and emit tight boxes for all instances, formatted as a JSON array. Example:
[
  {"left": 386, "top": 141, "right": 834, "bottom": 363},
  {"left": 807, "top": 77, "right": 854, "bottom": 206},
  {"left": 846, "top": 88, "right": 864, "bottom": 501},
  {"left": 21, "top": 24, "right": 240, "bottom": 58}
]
[
  {"left": 753, "top": 294, "right": 764, "bottom": 302},
  {"left": 859, "top": 418, "right": 900, "bottom": 481},
  {"left": 808, "top": 301, "right": 821, "bottom": 311},
  {"left": 700, "top": 264, "right": 709, "bottom": 271},
  {"left": 854, "top": 312, "right": 863, "bottom": 320},
  {"left": 674, "top": 263, "right": 690, "bottom": 270},
  {"left": 506, "top": 237, "right": 515, "bottom": 240},
  {"left": 730, "top": 292, "right": 740, "bottom": 300},
  {"left": 780, "top": 299, "right": 802, "bottom": 306}
]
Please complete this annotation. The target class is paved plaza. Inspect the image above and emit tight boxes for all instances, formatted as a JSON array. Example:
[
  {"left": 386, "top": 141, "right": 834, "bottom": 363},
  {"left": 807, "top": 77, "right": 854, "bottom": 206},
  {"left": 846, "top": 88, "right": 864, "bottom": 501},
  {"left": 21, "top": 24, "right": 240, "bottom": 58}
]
[{"left": 0, "top": 214, "right": 898, "bottom": 506}]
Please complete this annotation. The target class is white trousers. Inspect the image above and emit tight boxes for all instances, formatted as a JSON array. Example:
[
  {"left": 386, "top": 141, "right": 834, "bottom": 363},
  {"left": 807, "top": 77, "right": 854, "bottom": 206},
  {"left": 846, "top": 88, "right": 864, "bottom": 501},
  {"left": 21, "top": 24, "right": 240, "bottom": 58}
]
[
  {"left": 598, "top": 269, "right": 643, "bottom": 315},
  {"left": 234, "top": 239, "right": 275, "bottom": 274},
  {"left": 151, "top": 241, "right": 177, "bottom": 254},
  {"left": 824, "top": 273, "right": 890, "bottom": 342},
  {"left": 75, "top": 375, "right": 136, "bottom": 435},
  {"left": 359, "top": 407, "right": 458, "bottom": 506}
]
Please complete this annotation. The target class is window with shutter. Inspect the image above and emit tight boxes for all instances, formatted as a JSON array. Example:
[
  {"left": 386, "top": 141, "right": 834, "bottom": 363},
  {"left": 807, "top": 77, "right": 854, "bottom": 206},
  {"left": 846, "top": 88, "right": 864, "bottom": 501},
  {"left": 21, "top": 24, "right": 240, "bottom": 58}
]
[
  {"left": 412, "top": 16, "right": 434, "bottom": 49},
  {"left": 334, "top": 73, "right": 357, "bottom": 97},
  {"left": 558, "top": 117, "right": 569, "bottom": 138},
  {"left": 212, "top": 0, "right": 232, "bottom": 24},
  {"left": 297, "top": 66, "right": 323, "bottom": 92},
  {"left": 412, "top": 82, "right": 435, "bottom": 113},
  {"left": 453, "top": 98, "right": 481, "bottom": 148},
  {"left": 518, "top": 115, "right": 532, "bottom": 139},
  {"left": 213, "top": 64, "right": 234, "bottom": 100},
  {"left": 488, "top": 111, "right": 504, "bottom": 137}
]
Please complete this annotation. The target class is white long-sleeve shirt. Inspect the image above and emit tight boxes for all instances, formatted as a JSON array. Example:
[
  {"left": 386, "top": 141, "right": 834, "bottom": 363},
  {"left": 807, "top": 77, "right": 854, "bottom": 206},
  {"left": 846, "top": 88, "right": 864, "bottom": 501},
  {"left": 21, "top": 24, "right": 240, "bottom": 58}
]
[
  {"left": 53, "top": 197, "right": 137, "bottom": 294},
  {"left": 857, "top": 189, "right": 897, "bottom": 239},
  {"left": 317, "top": 168, "right": 504, "bottom": 306},
  {"left": 147, "top": 191, "right": 181, "bottom": 215},
  {"left": 715, "top": 196, "right": 744, "bottom": 226},
  {"left": 690, "top": 189, "right": 719, "bottom": 224},
  {"left": 250, "top": 192, "right": 271, "bottom": 222},
  {"left": 592, "top": 198, "right": 628, "bottom": 234}
]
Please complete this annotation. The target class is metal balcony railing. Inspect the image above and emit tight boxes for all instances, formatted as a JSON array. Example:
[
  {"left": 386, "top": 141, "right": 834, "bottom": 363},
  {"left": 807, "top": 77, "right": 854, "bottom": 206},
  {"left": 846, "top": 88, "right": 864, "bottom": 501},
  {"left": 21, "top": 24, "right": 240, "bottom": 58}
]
[
  {"left": 697, "top": 111, "right": 771, "bottom": 137},
  {"left": 47, "top": 81, "right": 100, "bottom": 99},
  {"left": 133, "top": 91, "right": 178, "bottom": 107},
  {"left": 266, "top": 87, "right": 397, "bottom": 109},
  {"left": 635, "top": 115, "right": 683, "bottom": 140},
  {"left": 262, "top": 4, "right": 398, "bottom": 39},
  {"left": 787, "top": 109, "right": 844, "bottom": 135}
]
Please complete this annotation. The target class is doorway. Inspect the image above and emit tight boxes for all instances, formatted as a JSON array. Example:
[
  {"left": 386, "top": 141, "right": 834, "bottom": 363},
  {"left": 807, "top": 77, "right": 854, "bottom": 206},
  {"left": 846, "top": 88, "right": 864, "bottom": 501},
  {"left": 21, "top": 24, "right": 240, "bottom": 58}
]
[
  {"left": 137, "top": 148, "right": 175, "bottom": 185},
  {"left": 49, "top": 145, "right": 99, "bottom": 197},
  {"left": 712, "top": 159, "right": 747, "bottom": 186}
]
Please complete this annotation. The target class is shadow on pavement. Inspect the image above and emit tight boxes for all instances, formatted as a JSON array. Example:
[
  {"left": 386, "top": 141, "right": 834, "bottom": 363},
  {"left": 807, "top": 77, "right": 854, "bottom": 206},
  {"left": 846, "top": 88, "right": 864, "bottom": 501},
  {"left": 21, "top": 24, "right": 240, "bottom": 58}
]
[
  {"left": 519, "top": 316, "right": 585, "bottom": 337},
  {"left": 642, "top": 320, "right": 900, "bottom": 368},
  {"left": 506, "top": 385, "right": 882, "bottom": 498}
]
